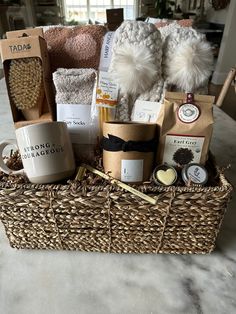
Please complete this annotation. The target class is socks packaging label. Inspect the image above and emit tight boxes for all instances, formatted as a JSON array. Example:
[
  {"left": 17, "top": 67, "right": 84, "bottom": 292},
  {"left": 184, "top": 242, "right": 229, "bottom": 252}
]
[
  {"left": 57, "top": 104, "right": 91, "bottom": 144},
  {"left": 0, "top": 28, "right": 55, "bottom": 128}
]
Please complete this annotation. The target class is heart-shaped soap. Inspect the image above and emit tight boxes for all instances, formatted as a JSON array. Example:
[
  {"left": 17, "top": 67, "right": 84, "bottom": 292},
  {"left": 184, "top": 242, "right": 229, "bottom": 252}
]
[{"left": 156, "top": 168, "right": 176, "bottom": 186}]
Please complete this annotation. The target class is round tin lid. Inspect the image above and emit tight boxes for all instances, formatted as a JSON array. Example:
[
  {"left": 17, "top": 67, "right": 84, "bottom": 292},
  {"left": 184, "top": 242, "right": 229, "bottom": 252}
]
[{"left": 182, "top": 164, "right": 208, "bottom": 185}]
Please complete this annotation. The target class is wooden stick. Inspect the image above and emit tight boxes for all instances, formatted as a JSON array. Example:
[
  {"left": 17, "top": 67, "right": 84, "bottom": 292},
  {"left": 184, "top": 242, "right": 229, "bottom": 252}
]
[
  {"left": 75, "top": 166, "right": 87, "bottom": 181},
  {"left": 99, "top": 107, "right": 103, "bottom": 138},
  {"left": 79, "top": 164, "right": 157, "bottom": 205},
  {"left": 216, "top": 67, "right": 236, "bottom": 107},
  {"left": 108, "top": 108, "right": 111, "bottom": 121},
  {"left": 105, "top": 108, "right": 108, "bottom": 122}
]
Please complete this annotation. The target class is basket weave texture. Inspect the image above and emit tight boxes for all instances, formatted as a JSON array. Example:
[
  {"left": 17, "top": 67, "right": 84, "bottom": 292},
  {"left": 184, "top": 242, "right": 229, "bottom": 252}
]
[{"left": 0, "top": 160, "right": 233, "bottom": 254}]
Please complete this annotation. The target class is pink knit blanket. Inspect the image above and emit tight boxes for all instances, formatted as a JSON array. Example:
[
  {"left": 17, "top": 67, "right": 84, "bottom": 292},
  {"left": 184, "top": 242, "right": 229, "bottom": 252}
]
[{"left": 43, "top": 25, "right": 107, "bottom": 72}]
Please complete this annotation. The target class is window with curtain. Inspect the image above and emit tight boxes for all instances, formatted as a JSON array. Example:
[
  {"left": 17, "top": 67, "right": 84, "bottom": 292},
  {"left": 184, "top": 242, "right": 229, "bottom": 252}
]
[{"left": 64, "top": 0, "right": 138, "bottom": 23}]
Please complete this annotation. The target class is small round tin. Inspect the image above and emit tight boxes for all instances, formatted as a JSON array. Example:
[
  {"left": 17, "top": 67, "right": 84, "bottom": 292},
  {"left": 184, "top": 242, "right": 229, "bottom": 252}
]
[
  {"left": 152, "top": 164, "right": 178, "bottom": 186},
  {"left": 182, "top": 163, "right": 208, "bottom": 185}
]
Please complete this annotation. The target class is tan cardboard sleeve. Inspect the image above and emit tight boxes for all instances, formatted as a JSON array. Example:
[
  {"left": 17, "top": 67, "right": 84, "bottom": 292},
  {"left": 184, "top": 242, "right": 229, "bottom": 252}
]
[
  {"left": 103, "top": 122, "right": 156, "bottom": 183},
  {"left": 0, "top": 28, "right": 55, "bottom": 128},
  {"left": 6, "top": 28, "right": 44, "bottom": 39}
]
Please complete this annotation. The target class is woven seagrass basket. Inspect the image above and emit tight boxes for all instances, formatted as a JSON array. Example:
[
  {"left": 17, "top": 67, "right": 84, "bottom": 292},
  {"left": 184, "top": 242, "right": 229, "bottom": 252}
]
[{"left": 0, "top": 155, "right": 233, "bottom": 254}]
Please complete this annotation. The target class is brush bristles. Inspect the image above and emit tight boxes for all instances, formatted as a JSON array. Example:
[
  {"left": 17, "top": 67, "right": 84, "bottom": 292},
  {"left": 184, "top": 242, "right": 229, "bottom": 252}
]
[{"left": 8, "top": 57, "right": 43, "bottom": 110}]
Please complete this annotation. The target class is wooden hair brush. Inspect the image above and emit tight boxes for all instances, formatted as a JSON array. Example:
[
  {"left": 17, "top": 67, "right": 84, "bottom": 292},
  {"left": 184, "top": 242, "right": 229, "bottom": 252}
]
[{"left": 8, "top": 57, "right": 44, "bottom": 121}]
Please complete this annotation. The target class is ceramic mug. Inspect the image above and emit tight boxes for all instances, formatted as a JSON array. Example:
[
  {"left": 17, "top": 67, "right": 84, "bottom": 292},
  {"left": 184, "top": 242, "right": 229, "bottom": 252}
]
[{"left": 0, "top": 122, "right": 76, "bottom": 184}]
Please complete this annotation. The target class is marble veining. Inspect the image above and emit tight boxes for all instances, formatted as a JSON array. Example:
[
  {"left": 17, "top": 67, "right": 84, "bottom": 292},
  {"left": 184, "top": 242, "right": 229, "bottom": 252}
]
[{"left": 0, "top": 78, "right": 235, "bottom": 314}]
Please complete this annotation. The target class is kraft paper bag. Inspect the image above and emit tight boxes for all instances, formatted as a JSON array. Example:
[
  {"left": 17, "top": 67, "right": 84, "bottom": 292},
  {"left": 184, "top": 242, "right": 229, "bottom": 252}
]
[{"left": 156, "top": 92, "right": 215, "bottom": 166}]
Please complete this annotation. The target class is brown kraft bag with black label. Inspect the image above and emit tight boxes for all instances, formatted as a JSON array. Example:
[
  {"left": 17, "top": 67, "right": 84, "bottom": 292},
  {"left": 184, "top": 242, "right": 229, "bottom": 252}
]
[{"left": 156, "top": 92, "right": 215, "bottom": 166}]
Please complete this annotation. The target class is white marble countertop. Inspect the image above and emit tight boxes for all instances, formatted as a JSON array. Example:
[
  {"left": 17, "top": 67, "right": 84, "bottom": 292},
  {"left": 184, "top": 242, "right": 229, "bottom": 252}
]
[{"left": 0, "top": 78, "right": 236, "bottom": 314}]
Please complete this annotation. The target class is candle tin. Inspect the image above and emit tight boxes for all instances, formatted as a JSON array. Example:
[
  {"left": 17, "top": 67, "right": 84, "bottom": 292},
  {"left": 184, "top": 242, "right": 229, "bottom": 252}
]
[
  {"left": 182, "top": 163, "right": 208, "bottom": 185},
  {"left": 152, "top": 164, "right": 177, "bottom": 186}
]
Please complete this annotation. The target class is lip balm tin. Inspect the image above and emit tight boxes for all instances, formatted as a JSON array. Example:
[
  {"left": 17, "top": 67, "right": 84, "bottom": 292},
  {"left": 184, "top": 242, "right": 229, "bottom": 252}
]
[
  {"left": 182, "top": 163, "right": 208, "bottom": 185},
  {"left": 152, "top": 164, "right": 178, "bottom": 186}
]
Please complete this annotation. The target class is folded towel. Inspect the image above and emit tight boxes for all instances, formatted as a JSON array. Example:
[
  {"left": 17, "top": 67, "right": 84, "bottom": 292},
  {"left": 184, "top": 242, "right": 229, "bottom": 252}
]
[
  {"left": 44, "top": 25, "right": 107, "bottom": 72},
  {"left": 53, "top": 68, "right": 97, "bottom": 105}
]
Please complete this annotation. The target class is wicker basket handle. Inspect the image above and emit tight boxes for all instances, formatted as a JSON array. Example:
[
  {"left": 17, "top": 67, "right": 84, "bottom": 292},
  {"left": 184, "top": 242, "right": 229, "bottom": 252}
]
[{"left": 0, "top": 140, "right": 24, "bottom": 175}]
